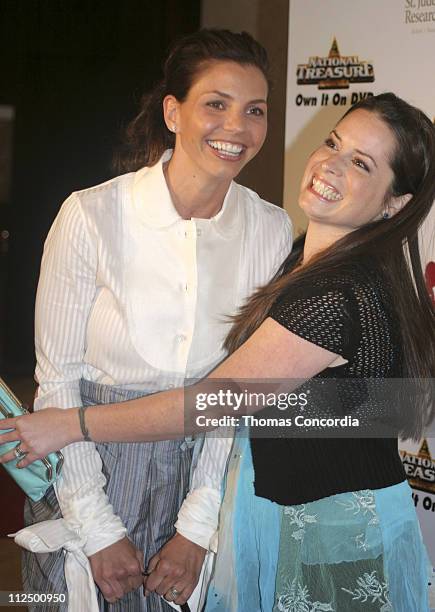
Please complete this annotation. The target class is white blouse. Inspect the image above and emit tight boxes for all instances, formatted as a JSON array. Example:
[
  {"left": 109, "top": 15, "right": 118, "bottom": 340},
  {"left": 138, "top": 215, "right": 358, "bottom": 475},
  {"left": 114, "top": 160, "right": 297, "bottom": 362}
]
[{"left": 33, "top": 150, "right": 293, "bottom": 559}]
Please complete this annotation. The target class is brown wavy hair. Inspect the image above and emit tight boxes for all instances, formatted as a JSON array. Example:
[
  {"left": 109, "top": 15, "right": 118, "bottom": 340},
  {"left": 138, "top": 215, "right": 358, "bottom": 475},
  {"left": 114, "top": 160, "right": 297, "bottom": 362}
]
[
  {"left": 113, "top": 29, "right": 270, "bottom": 173},
  {"left": 225, "top": 93, "right": 435, "bottom": 440}
]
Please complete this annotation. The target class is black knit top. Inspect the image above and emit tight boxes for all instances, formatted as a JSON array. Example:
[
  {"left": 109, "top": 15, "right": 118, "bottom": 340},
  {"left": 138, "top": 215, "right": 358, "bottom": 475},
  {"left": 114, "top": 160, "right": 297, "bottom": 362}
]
[{"left": 250, "top": 260, "right": 407, "bottom": 506}]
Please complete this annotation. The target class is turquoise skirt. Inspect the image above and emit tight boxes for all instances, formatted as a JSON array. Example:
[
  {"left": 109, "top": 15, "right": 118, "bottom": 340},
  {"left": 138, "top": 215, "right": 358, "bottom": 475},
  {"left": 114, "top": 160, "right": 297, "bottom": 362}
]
[{"left": 205, "top": 433, "right": 430, "bottom": 611}]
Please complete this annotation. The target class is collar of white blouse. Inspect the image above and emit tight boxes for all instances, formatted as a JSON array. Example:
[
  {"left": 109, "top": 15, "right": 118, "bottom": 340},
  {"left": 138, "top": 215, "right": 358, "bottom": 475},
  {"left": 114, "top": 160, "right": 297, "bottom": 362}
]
[{"left": 131, "top": 149, "right": 240, "bottom": 237}]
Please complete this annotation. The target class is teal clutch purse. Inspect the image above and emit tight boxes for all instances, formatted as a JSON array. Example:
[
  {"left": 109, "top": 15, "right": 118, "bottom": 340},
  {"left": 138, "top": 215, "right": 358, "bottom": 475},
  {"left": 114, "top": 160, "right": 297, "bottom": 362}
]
[{"left": 0, "top": 376, "right": 64, "bottom": 501}]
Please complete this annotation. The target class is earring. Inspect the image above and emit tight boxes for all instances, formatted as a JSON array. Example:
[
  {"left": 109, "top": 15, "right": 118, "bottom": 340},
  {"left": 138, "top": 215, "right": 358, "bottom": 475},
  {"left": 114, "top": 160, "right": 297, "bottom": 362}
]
[
  {"left": 382, "top": 211, "right": 390, "bottom": 219},
  {"left": 172, "top": 124, "right": 177, "bottom": 133}
]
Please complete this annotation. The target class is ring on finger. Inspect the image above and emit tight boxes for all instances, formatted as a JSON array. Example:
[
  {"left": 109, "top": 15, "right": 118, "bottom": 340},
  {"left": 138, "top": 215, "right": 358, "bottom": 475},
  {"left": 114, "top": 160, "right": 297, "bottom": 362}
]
[
  {"left": 167, "top": 586, "right": 181, "bottom": 600},
  {"left": 14, "top": 444, "right": 28, "bottom": 460}
]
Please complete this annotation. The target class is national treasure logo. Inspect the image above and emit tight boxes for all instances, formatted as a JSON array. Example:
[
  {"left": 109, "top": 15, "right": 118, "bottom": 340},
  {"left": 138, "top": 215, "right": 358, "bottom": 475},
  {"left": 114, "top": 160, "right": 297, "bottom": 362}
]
[
  {"left": 296, "top": 38, "right": 375, "bottom": 90},
  {"left": 400, "top": 439, "right": 435, "bottom": 495}
]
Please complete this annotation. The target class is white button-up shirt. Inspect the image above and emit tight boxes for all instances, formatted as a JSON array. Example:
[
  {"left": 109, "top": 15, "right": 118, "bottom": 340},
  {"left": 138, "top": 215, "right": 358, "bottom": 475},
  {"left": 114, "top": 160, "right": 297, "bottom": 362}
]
[{"left": 33, "top": 149, "right": 292, "bottom": 573}]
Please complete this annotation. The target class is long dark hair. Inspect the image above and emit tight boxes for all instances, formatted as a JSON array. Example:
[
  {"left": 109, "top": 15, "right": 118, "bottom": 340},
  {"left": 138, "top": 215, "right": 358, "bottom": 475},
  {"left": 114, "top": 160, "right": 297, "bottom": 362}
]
[
  {"left": 225, "top": 93, "right": 435, "bottom": 439},
  {"left": 114, "top": 29, "right": 270, "bottom": 172}
]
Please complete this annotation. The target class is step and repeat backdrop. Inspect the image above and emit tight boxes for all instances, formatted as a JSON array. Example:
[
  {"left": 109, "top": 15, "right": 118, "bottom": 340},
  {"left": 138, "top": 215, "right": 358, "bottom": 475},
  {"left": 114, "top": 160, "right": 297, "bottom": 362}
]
[{"left": 284, "top": 0, "right": 435, "bottom": 571}]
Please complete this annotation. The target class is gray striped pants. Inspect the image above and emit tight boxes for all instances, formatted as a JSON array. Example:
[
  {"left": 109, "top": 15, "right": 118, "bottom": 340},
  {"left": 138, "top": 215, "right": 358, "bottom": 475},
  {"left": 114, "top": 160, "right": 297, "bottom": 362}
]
[{"left": 22, "top": 380, "right": 194, "bottom": 611}]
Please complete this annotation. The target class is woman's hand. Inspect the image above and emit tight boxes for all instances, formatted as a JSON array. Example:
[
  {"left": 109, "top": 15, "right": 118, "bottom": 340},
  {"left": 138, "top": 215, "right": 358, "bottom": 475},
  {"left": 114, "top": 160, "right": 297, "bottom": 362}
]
[
  {"left": 144, "top": 533, "right": 206, "bottom": 605},
  {"left": 0, "top": 408, "right": 81, "bottom": 466}
]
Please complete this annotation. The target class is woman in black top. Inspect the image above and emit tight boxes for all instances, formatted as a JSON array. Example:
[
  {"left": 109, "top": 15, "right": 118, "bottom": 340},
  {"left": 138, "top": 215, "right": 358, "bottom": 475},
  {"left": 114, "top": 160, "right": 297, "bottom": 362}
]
[{"left": 3, "top": 93, "right": 435, "bottom": 611}]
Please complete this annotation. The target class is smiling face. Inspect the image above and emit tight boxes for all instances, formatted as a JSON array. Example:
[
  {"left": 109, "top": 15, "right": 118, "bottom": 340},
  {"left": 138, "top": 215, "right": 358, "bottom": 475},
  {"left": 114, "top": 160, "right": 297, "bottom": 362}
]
[
  {"left": 299, "top": 109, "right": 401, "bottom": 236},
  {"left": 163, "top": 60, "right": 268, "bottom": 184}
]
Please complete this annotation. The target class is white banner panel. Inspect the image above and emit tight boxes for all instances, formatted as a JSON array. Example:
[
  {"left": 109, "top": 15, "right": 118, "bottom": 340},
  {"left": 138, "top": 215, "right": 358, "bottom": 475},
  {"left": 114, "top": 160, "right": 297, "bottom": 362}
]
[{"left": 285, "top": 0, "right": 435, "bottom": 594}]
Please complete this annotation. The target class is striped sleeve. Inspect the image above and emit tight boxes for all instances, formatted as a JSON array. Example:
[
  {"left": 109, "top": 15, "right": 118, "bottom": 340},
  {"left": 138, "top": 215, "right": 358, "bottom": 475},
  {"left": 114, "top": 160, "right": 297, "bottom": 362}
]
[
  {"left": 175, "top": 431, "right": 232, "bottom": 551},
  {"left": 34, "top": 194, "right": 126, "bottom": 555}
]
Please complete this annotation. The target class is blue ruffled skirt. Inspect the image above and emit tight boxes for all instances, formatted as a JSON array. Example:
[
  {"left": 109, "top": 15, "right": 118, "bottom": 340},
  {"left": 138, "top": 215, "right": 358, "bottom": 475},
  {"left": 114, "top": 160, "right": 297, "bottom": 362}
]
[{"left": 205, "top": 432, "right": 430, "bottom": 611}]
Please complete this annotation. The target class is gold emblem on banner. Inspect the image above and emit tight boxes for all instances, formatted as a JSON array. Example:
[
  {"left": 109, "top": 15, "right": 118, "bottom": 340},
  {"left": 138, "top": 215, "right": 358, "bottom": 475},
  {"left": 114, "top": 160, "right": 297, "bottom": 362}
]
[
  {"left": 400, "top": 439, "right": 435, "bottom": 495},
  {"left": 296, "top": 38, "right": 375, "bottom": 90}
]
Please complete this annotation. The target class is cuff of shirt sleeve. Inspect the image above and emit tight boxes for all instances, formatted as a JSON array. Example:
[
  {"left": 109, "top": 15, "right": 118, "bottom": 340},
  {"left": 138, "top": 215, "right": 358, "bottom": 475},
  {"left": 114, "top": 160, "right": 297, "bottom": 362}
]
[
  {"left": 55, "top": 486, "right": 128, "bottom": 557},
  {"left": 175, "top": 486, "right": 221, "bottom": 552},
  {"left": 52, "top": 445, "right": 128, "bottom": 557},
  {"left": 55, "top": 483, "right": 128, "bottom": 557},
  {"left": 83, "top": 522, "right": 127, "bottom": 557},
  {"left": 175, "top": 525, "right": 218, "bottom": 554}
]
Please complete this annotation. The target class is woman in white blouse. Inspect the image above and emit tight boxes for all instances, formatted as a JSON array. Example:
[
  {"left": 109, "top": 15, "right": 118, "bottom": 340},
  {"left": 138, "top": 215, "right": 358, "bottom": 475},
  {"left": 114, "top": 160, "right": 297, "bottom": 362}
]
[{"left": 7, "top": 29, "right": 292, "bottom": 612}]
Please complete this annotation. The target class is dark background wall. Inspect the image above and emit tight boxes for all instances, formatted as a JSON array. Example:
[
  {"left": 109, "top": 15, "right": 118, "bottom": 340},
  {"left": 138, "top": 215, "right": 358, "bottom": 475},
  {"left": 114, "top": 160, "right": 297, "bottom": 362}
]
[{"left": 0, "top": 0, "right": 200, "bottom": 375}]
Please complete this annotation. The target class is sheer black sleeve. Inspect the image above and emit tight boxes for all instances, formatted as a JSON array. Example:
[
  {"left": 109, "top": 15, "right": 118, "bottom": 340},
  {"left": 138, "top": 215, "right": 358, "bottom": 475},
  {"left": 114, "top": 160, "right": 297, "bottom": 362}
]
[{"left": 268, "top": 277, "right": 361, "bottom": 362}]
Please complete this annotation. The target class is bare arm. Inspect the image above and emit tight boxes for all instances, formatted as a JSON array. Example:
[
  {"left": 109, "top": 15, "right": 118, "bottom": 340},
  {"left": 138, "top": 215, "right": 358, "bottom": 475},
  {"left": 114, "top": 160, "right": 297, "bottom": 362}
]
[{"left": 0, "top": 317, "right": 338, "bottom": 462}]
